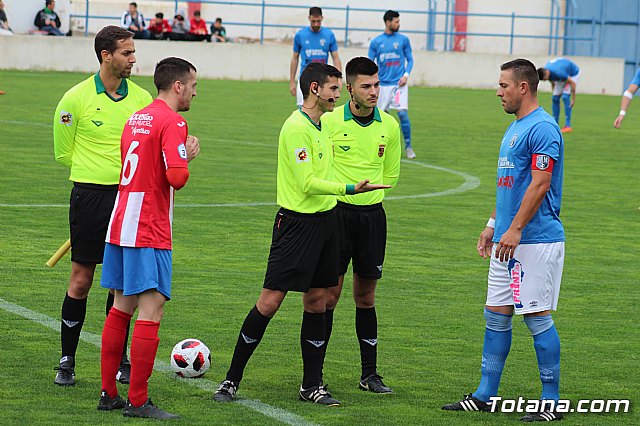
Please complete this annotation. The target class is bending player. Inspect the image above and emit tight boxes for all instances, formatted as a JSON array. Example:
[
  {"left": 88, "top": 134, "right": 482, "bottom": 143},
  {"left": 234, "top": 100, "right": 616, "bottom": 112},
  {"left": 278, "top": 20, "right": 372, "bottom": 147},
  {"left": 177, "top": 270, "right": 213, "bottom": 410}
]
[
  {"left": 97, "top": 57, "right": 200, "bottom": 419},
  {"left": 323, "top": 57, "right": 401, "bottom": 394},
  {"left": 213, "top": 62, "right": 389, "bottom": 406}
]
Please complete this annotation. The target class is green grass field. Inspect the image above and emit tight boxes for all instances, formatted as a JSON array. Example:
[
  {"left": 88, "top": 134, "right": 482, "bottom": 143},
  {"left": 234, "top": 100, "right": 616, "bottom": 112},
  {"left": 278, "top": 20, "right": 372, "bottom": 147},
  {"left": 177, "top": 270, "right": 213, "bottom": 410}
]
[{"left": 0, "top": 69, "right": 638, "bottom": 425}]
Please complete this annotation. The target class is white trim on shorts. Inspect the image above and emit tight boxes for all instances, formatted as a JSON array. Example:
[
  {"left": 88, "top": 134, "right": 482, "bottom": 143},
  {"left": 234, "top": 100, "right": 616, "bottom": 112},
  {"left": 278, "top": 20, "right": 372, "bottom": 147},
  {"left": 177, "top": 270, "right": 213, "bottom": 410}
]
[
  {"left": 552, "top": 70, "right": 581, "bottom": 96},
  {"left": 486, "top": 242, "right": 564, "bottom": 315},
  {"left": 378, "top": 84, "right": 409, "bottom": 111}
]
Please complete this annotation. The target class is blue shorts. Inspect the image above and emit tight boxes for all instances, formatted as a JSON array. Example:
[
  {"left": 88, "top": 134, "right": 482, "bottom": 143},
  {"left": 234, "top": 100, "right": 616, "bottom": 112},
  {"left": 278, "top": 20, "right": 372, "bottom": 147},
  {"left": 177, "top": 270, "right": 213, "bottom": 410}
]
[{"left": 100, "top": 243, "right": 173, "bottom": 300}]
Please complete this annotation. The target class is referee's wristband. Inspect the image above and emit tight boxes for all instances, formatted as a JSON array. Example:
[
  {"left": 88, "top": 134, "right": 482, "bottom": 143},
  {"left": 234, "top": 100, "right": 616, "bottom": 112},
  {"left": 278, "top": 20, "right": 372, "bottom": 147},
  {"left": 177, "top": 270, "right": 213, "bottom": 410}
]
[
  {"left": 486, "top": 217, "right": 496, "bottom": 228},
  {"left": 619, "top": 110, "right": 627, "bottom": 116},
  {"left": 346, "top": 184, "right": 356, "bottom": 195}
]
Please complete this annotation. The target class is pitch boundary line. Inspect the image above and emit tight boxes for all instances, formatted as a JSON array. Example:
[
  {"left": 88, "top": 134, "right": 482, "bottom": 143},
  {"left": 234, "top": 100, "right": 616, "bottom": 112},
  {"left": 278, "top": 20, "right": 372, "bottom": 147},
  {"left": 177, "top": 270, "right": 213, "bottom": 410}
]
[{"left": 0, "top": 297, "right": 319, "bottom": 426}]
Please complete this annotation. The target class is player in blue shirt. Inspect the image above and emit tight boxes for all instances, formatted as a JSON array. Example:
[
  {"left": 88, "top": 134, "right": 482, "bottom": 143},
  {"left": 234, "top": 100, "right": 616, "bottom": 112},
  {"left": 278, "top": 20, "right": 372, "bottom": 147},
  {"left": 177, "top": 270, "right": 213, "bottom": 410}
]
[
  {"left": 613, "top": 68, "right": 640, "bottom": 128},
  {"left": 290, "top": 6, "right": 342, "bottom": 107},
  {"left": 538, "top": 58, "right": 580, "bottom": 133},
  {"left": 368, "top": 10, "right": 416, "bottom": 159},
  {"left": 443, "top": 59, "right": 565, "bottom": 422}
]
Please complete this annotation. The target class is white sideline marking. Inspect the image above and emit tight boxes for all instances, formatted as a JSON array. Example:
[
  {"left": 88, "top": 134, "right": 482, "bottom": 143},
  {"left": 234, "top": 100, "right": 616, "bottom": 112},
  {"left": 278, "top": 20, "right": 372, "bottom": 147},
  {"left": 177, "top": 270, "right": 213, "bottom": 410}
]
[{"left": 0, "top": 297, "right": 319, "bottom": 426}]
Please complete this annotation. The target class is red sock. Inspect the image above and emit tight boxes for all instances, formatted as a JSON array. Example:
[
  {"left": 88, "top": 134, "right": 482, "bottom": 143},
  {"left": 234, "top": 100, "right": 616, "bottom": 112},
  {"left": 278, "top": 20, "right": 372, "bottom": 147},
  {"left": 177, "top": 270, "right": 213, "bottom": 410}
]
[
  {"left": 100, "top": 307, "right": 132, "bottom": 398},
  {"left": 128, "top": 320, "right": 160, "bottom": 407}
]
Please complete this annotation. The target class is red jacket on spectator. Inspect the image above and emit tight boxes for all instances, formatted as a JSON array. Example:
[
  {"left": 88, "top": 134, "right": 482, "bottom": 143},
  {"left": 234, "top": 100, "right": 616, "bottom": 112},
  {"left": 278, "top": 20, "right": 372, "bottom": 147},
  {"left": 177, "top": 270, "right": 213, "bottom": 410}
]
[
  {"left": 149, "top": 19, "right": 171, "bottom": 35},
  {"left": 189, "top": 18, "right": 208, "bottom": 35}
]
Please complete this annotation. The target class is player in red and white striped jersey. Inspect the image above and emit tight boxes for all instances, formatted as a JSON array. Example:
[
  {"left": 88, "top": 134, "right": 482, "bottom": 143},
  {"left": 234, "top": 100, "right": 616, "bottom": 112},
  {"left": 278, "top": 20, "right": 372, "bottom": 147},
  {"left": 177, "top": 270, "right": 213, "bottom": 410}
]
[{"left": 98, "top": 57, "right": 200, "bottom": 419}]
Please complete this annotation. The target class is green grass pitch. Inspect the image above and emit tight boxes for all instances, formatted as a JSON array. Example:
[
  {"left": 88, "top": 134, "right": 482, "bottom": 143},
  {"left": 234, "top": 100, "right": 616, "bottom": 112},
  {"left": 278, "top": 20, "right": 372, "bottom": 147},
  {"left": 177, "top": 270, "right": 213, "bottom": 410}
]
[{"left": 0, "top": 69, "right": 638, "bottom": 425}]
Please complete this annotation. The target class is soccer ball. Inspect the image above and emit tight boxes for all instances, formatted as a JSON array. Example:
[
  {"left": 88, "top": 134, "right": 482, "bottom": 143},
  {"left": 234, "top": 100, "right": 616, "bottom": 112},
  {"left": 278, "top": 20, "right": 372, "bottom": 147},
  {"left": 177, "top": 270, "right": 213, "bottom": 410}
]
[{"left": 170, "top": 338, "right": 211, "bottom": 378}]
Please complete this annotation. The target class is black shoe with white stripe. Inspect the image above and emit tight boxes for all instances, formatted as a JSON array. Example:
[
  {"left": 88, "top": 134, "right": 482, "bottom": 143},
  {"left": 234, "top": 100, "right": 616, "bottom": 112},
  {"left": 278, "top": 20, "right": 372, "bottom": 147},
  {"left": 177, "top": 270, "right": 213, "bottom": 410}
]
[
  {"left": 299, "top": 384, "right": 341, "bottom": 406},
  {"left": 442, "top": 394, "right": 492, "bottom": 412},
  {"left": 520, "top": 410, "right": 563, "bottom": 422},
  {"left": 359, "top": 373, "right": 393, "bottom": 394},
  {"left": 213, "top": 379, "right": 238, "bottom": 402}
]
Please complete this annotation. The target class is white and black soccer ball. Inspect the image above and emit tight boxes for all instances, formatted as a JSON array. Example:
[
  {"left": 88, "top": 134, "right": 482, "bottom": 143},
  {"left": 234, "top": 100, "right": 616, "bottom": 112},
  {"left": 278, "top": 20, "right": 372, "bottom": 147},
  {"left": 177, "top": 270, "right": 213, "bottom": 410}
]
[{"left": 170, "top": 338, "right": 211, "bottom": 378}]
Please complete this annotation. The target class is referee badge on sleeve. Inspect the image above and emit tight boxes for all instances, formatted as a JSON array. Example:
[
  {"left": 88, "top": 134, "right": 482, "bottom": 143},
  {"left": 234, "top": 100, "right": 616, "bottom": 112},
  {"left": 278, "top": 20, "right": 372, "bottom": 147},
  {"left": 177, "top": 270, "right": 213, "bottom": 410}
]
[
  {"left": 295, "top": 147, "right": 309, "bottom": 163},
  {"left": 59, "top": 111, "right": 73, "bottom": 126}
]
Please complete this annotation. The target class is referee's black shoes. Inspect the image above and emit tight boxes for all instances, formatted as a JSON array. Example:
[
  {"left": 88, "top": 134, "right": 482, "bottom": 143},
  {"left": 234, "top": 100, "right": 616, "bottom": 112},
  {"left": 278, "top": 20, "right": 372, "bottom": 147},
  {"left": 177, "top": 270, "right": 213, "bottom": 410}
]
[
  {"left": 54, "top": 356, "right": 75, "bottom": 386},
  {"left": 359, "top": 373, "right": 393, "bottom": 394},
  {"left": 442, "top": 393, "right": 493, "bottom": 412},
  {"left": 213, "top": 379, "right": 238, "bottom": 402},
  {"left": 299, "top": 384, "right": 341, "bottom": 406}
]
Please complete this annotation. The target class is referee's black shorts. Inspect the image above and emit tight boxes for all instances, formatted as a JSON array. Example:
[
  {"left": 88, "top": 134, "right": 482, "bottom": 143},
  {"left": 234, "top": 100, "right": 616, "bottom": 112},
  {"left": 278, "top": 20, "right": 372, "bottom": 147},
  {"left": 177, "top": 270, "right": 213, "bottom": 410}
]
[
  {"left": 69, "top": 182, "right": 118, "bottom": 265},
  {"left": 263, "top": 207, "right": 339, "bottom": 292},
  {"left": 336, "top": 201, "right": 387, "bottom": 280}
]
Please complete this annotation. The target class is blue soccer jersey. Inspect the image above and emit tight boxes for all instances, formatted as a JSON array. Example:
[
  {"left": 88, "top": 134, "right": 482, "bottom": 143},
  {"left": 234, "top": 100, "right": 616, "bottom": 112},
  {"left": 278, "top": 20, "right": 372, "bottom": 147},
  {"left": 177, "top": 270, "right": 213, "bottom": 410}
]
[
  {"left": 630, "top": 68, "right": 640, "bottom": 86},
  {"left": 293, "top": 27, "right": 338, "bottom": 78},
  {"left": 544, "top": 58, "right": 579, "bottom": 82},
  {"left": 494, "top": 107, "right": 565, "bottom": 244},
  {"left": 368, "top": 32, "right": 414, "bottom": 86}
]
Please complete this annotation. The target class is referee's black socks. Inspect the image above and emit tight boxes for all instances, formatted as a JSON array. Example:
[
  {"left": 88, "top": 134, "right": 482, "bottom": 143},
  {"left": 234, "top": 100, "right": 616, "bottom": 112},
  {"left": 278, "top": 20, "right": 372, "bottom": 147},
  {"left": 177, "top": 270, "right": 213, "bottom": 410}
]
[
  {"left": 226, "top": 305, "right": 271, "bottom": 383},
  {"left": 301, "top": 311, "right": 326, "bottom": 389},
  {"left": 356, "top": 306, "right": 378, "bottom": 379},
  {"left": 61, "top": 293, "right": 87, "bottom": 359}
]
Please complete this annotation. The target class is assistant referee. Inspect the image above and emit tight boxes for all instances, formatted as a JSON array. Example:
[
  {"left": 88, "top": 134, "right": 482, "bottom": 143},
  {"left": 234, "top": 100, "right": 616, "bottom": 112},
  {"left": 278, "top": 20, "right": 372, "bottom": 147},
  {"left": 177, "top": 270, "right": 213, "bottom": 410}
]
[
  {"left": 52, "top": 25, "right": 152, "bottom": 386},
  {"left": 322, "top": 57, "right": 401, "bottom": 394}
]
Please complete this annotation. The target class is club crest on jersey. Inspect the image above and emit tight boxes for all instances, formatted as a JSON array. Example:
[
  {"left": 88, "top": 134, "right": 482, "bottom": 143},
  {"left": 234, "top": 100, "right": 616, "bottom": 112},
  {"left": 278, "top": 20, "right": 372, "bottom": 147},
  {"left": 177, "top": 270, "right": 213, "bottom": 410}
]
[
  {"left": 177, "top": 143, "right": 188, "bottom": 160},
  {"left": 378, "top": 144, "right": 385, "bottom": 157},
  {"left": 535, "top": 154, "right": 550, "bottom": 170},
  {"left": 393, "top": 42, "right": 399, "bottom": 49},
  {"left": 60, "top": 111, "right": 73, "bottom": 126},
  {"left": 177, "top": 121, "right": 186, "bottom": 128},
  {"left": 295, "top": 147, "right": 309, "bottom": 163},
  {"left": 508, "top": 258, "right": 524, "bottom": 309},
  {"left": 509, "top": 134, "right": 518, "bottom": 147},
  {"left": 320, "top": 38, "right": 326, "bottom": 46}
]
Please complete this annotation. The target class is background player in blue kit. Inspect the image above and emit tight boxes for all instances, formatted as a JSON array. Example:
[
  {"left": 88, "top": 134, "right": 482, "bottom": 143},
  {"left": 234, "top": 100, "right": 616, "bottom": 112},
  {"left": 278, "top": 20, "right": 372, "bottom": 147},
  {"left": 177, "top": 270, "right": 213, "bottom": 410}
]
[
  {"left": 443, "top": 59, "right": 565, "bottom": 422},
  {"left": 289, "top": 7, "right": 342, "bottom": 107},
  {"left": 537, "top": 58, "right": 580, "bottom": 133},
  {"left": 613, "top": 67, "right": 640, "bottom": 129},
  {"left": 368, "top": 10, "right": 416, "bottom": 159}
]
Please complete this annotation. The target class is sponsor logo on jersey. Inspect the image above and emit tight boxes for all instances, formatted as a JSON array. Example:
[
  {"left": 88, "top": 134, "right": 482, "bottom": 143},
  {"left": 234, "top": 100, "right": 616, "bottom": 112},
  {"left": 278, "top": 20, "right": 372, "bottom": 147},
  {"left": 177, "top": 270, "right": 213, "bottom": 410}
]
[
  {"left": 91, "top": 120, "right": 104, "bottom": 127},
  {"left": 60, "top": 111, "right": 73, "bottom": 126},
  {"left": 305, "top": 48, "right": 327, "bottom": 57},
  {"left": 241, "top": 333, "right": 258, "bottom": 344},
  {"left": 510, "top": 134, "right": 518, "bottom": 147},
  {"left": 295, "top": 147, "right": 309, "bottom": 163},
  {"left": 508, "top": 258, "right": 524, "bottom": 309},
  {"left": 339, "top": 145, "right": 351, "bottom": 151},
  {"left": 497, "top": 175, "right": 514, "bottom": 188},
  {"left": 178, "top": 143, "right": 188, "bottom": 160},
  {"left": 380, "top": 52, "right": 401, "bottom": 61},
  {"left": 131, "top": 126, "right": 150, "bottom": 136},
  {"left": 128, "top": 113, "right": 154, "bottom": 127},
  {"left": 535, "top": 154, "right": 550, "bottom": 170},
  {"left": 378, "top": 144, "right": 385, "bottom": 157},
  {"left": 498, "top": 156, "right": 515, "bottom": 169}
]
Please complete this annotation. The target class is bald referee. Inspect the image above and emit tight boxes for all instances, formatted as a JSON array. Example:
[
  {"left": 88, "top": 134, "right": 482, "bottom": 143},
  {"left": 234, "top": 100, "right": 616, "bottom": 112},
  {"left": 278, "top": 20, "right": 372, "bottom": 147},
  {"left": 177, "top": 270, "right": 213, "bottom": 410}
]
[
  {"left": 213, "top": 62, "right": 390, "bottom": 406},
  {"left": 323, "top": 57, "right": 401, "bottom": 394},
  {"left": 52, "top": 25, "right": 152, "bottom": 386}
]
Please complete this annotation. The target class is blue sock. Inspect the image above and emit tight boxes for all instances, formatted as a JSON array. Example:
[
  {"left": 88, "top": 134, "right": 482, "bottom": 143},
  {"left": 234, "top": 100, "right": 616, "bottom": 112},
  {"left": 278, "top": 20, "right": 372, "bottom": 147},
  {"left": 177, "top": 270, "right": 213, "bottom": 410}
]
[
  {"left": 562, "top": 93, "right": 572, "bottom": 127},
  {"left": 397, "top": 110, "right": 412, "bottom": 148},
  {"left": 525, "top": 315, "right": 561, "bottom": 402},
  {"left": 473, "top": 308, "right": 512, "bottom": 402},
  {"left": 551, "top": 95, "right": 561, "bottom": 123}
]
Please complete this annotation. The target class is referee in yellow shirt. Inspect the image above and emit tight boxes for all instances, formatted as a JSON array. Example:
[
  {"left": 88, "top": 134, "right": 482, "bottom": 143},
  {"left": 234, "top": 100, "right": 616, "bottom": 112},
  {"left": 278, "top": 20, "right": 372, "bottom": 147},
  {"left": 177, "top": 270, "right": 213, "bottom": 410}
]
[
  {"left": 323, "top": 57, "right": 401, "bottom": 394},
  {"left": 213, "top": 62, "right": 389, "bottom": 406},
  {"left": 52, "top": 26, "right": 152, "bottom": 386}
]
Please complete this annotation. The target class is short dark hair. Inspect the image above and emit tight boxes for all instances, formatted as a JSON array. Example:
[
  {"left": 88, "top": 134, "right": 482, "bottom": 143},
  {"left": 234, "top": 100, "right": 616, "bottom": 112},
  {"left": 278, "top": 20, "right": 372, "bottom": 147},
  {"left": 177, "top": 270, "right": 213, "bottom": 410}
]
[
  {"left": 501, "top": 59, "right": 539, "bottom": 94},
  {"left": 536, "top": 67, "right": 548, "bottom": 81},
  {"left": 129, "top": 2, "right": 137, "bottom": 8},
  {"left": 94, "top": 25, "right": 134, "bottom": 63},
  {"left": 155, "top": 12, "right": 164, "bottom": 19},
  {"left": 154, "top": 57, "right": 197, "bottom": 92},
  {"left": 384, "top": 10, "right": 399, "bottom": 22},
  {"left": 299, "top": 62, "right": 342, "bottom": 99},
  {"left": 346, "top": 57, "right": 378, "bottom": 85},
  {"left": 194, "top": 10, "right": 201, "bottom": 16},
  {"left": 309, "top": 7, "right": 322, "bottom": 17},
  {"left": 46, "top": 0, "right": 54, "bottom": 6},
  {"left": 215, "top": 17, "right": 222, "bottom": 23}
]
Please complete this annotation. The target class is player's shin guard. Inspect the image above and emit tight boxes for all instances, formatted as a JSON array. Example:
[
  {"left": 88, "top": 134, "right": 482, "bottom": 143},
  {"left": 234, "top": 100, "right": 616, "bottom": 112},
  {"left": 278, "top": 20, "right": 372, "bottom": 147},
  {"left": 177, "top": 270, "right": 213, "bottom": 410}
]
[
  {"left": 226, "top": 306, "right": 271, "bottom": 383},
  {"left": 106, "top": 292, "right": 130, "bottom": 359},
  {"left": 301, "top": 311, "right": 326, "bottom": 388},
  {"left": 397, "top": 110, "right": 412, "bottom": 148},
  {"left": 61, "top": 293, "right": 87, "bottom": 358},
  {"left": 551, "top": 95, "right": 561, "bottom": 123},
  {"left": 562, "top": 93, "right": 572, "bottom": 127},
  {"left": 356, "top": 307, "right": 378, "bottom": 379},
  {"left": 473, "top": 308, "right": 512, "bottom": 402},
  {"left": 525, "top": 315, "right": 560, "bottom": 402},
  {"left": 101, "top": 307, "right": 132, "bottom": 398},
  {"left": 128, "top": 320, "right": 160, "bottom": 407}
]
